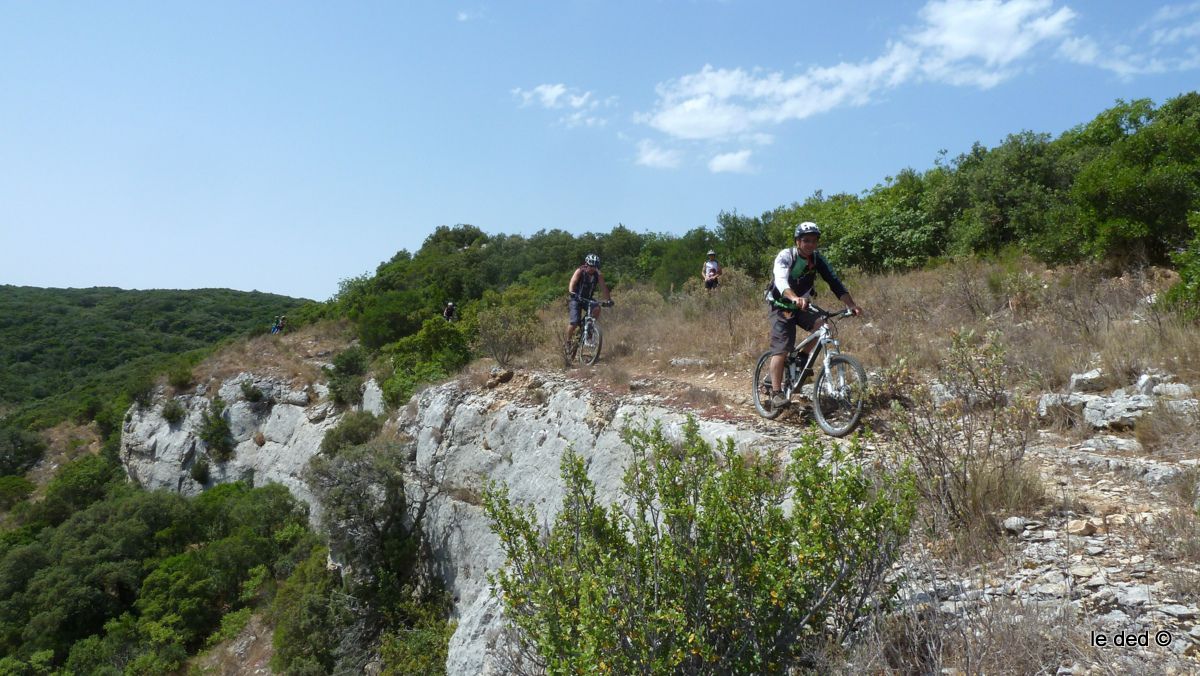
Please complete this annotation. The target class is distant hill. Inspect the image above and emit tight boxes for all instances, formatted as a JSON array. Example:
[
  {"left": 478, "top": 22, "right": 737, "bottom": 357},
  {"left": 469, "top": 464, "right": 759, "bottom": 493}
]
[{"left": 0, "top": 285, "right": 308, "bottom": 414}]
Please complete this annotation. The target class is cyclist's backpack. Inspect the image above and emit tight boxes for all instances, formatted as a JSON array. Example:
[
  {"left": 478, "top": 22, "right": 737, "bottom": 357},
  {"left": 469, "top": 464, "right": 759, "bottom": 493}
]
[{"left": 763, "top": 248, "right": 817, "bottom": 305}]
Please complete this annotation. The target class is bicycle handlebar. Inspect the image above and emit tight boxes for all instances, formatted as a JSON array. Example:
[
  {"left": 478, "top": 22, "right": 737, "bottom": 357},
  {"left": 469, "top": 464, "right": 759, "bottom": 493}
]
[
  {"left": 570, "top": 294, "right": 613, "bottom": 308},
  {"left": 808, "top": 303, "right": 856, "bottom": 319}
]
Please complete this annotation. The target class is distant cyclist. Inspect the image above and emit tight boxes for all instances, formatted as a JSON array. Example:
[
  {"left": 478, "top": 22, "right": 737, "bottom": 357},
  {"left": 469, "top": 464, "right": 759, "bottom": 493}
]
[
  {"left": 766, "top": 222, "right": 861, "bottom": 408},
  {"left": 566, "top": 253, "right": 611, "bottom": 353}
]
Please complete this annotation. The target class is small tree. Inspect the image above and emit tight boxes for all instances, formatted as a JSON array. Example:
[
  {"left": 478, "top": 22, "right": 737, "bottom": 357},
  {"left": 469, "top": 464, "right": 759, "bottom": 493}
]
[
  {"left": 199, "top": 397, "right": 235, "bottom": 462},
  {"left": 474, "top": 304, "right": 541, "bottom": 368},
  {"left": 884, "top": 331, "right": 1042, "bottom": 552},
  {"left": 484, "top": 418, "right": 914, "bottom": 674}
]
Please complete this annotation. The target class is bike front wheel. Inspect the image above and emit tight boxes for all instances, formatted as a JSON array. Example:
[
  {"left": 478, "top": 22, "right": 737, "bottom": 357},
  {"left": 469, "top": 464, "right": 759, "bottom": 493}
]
[
  {"left": 579, "top": 323, "right": 603, "bottom": 365},
  {"left": 752, "top": 350, "right": 786, "bottom": 419},
  {"left": 812, "top": 354, "right": 867, "bottom": 437}
]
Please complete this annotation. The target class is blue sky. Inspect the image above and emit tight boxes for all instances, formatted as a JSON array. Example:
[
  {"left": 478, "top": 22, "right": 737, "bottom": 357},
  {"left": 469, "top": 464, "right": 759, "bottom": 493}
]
[{"left": 2, "top": 1, "right": 1198, "bottom": 301}]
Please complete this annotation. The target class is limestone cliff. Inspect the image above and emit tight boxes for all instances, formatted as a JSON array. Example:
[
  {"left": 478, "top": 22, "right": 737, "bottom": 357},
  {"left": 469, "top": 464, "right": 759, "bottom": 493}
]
[{"left": 119, "top": 368, "right": 805, "bottom": 673}]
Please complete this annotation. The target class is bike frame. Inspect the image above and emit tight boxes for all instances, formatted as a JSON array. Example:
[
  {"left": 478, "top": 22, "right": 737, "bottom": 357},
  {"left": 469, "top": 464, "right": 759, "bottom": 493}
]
[{"left": 783, "top": 307, "right": 848, "bottom": 396}]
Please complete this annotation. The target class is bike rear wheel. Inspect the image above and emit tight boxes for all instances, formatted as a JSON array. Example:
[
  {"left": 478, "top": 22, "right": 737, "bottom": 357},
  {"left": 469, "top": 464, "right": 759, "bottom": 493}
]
[
  {"left": 812, "top": 354, "right": 867, "bottom": 437},
  {"left": 752, "top": 350, "right": 787, "bottom": 419},
  {"left": 579, "top": 323, "right": 602, "bottom": 365}
]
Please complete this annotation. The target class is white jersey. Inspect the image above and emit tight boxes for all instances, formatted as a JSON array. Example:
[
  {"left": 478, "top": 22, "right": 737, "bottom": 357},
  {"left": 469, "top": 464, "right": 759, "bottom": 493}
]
[{"left": 703, "top": 259, "right": 721, "bottom": 277}]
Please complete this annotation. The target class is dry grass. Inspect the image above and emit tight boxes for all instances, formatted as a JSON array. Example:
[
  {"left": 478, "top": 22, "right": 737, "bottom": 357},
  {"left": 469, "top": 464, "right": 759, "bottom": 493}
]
[
  {"left": 1146, "top": 468, "right": 1200, "bottom": 602},
  {"left": 190, "top": 319, "right": 353, "bottom": 392},
  {"left": 835, "top": 591, "right": 1106, "bottom": 675},
  {"left": 1135, "top": 403, "right": 1200, "bottom": 458}
]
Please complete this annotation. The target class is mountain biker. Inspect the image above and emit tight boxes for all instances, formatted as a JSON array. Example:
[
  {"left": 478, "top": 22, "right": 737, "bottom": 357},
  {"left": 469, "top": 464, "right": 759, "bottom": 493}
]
[
  {"left": 443, "top": 301, "right": 457, "bottom": 322},
  {"left": 702, "top": 250, "right": 722, "bottom": 290},
  {"left": 766, "top": 222, "right": 861, "bottom": 408},
  {"left": 566, "top": 253, "right": 611, "bottom": 353}
]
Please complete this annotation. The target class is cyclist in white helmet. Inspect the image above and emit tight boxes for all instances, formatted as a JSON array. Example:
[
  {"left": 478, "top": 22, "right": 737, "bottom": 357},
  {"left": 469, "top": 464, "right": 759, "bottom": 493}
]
[
  {"left": 566, "top": 253, "right": 611, "bottom": 354},
  {"left": 766, "top": 222, "right": 861, "bottom": 408}
]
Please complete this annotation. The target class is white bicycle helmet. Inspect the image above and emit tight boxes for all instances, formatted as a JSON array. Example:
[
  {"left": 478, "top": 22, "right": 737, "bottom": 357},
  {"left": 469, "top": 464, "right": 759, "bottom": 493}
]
[
  {"left": 584, "top": 253, "right": 600, "bottom": 267},
  {"left": 794, "top": 221, "right": 821, "bottom": 239}
]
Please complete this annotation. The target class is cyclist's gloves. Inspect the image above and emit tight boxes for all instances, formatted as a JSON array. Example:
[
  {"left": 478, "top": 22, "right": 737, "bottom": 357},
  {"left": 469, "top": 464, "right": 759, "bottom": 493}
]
[{"left": 602, "top": 300, "right": 614, "bottom": 307}]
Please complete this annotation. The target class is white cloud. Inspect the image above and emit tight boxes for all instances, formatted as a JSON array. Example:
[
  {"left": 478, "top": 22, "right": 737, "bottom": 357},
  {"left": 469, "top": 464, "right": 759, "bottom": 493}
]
[
  {"left": 513, "top": 84, "right": 614, "bottom": 127},
  {"left": 1147, "top": 2, "right": 1200, "bottom": 45},
  {"left": 456, "top": 8, "right": 483, "bottom": 22},
  {"left": 635, "top": 140, "right": 682, "bottom": 169},
  {"left": 912, "top": 0, "right": 1075, "bottom": 82},
  {"left": 640, "top": 1, "right": 1078, "bottom": 142},
  {"left": 708, "top": 150, "right": 754, "bottom": 174},
  {"left": 1057, "top": 36, "right": 1169, "bottom": 77},
  {"left": 639, "top": 0, "right": 1200, "bottom": 144}
]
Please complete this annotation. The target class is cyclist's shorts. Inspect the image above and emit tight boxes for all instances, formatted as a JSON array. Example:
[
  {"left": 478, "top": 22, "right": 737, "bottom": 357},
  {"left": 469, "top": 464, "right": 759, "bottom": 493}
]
[
  {"left": 568, "top": 298, "right": 595, "bottom": 326},
  {"left": 768, "top": 306, "right": 821, "bottom": 355}
]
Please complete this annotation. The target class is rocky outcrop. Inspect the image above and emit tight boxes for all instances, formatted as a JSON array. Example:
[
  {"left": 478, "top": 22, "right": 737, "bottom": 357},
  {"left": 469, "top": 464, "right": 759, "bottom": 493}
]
[
  {"left": 397, "top": 371, "right": 796, "bottom": 674},
  {"left": 120, "top": 373, "right": 386, "bottom": 523},
  {"left": 1038, "top": 370, "right": 1199, "bottom": 430}
]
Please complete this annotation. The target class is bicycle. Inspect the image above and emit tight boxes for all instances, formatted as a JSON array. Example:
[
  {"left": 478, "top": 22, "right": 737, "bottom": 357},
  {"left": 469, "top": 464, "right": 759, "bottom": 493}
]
[
  {"left": 569, "top": 295, "right": 613, "bottom": 365},
  {"left": 752, "top": 303, "right": 867, "bottom": 437}
]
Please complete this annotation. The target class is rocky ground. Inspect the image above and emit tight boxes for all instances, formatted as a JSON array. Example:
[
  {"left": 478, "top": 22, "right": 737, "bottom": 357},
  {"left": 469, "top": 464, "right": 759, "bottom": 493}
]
[{"left": 589, "top": 356, "right": 1200, "bottom": 674}]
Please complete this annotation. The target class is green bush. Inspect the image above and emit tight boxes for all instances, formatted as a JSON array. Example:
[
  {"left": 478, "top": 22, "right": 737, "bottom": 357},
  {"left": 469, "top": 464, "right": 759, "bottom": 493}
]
[
  {"left": 162, "top": 399, "right": 186, "bottom": 426},
  {"left": 270, "top": 548, "right": 344, "bottom": 675},
  {"left": 199, "top": 397, "right": 235, "bottom": 462},
  {"left": 1163, "top": 212, "right": 1200, "bottom": 320},
  {"left": 474, "top": 303, "right": 541, "bottom": 368},
  {"left": 240, "top": 379, "right": 266, "bottom": 403},
  {"left": 380, "top": 598, "right": 456, "bottom": 675},
  {"left": 327, "top": 370, "right": 365, "bottom": 408},
  {"left": 0, "top": 426, "right": 46, "bottom": 477},
  {"left": 190, "top": 457, "right": 210, "bottom": 485},
  {"left": 167, "top": 364, "right": 194, "bottom": 390},
  {"left": 484, "top": 419, "right": 915, "bottom": 673},
  {"left": 0, "top": 475, "right": 35, "bottom": 510},
  {"left": 333, "top": 346, "right": 369, "bottom": 376},
  {"left": 319, "top": 411, "right": 383, "bottom": 456}
]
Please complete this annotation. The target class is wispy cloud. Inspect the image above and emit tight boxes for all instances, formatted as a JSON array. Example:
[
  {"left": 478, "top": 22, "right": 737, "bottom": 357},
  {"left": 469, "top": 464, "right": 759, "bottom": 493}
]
[
  {"left": 639, "top": 0, "right": 1200, "bottom": 146},
  {"left": 512, "top": 84, "right": 614, "bottom": 128},
  {"left": 635, "top": 140, "right": 682, "bottom": 169},
  {"left": 708, "top": 150, "right": 754, "bottom": 174},
  {"left": 456, "top": 8, "right": 484, "bottom": 22},
  {"left": 1146, "top": 2, "right": 1200, "bottom": 45}
]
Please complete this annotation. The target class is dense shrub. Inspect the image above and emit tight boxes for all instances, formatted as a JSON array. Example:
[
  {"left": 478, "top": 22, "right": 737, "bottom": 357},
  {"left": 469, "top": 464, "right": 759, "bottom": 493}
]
[
  {"left": 319, "top": 411, "right": 383, "bottom": 456},
  {"left": 199, "top": 397, "right": 235, "bottom": 462},
  {"left": 240, "top": 379, "right": 266, "bottom": 403},
  {"left": 327, "top": 346, "right": 369, "bottom": 408},
  {"left": 484, "top": 418, "right": 915, "bottom": 673},
  {"left": 167, "top": 364, "right": 194, "bottom": 390},
  {"left": 0, "top": 475, "right": 34, "bottom": 510},
  {"left": 161, "top": 398, "right": 186, "bottom": 426},
  {"left": 380, "top": 317, "right": 471, "bottom": 407},
  {"left": 474, "top": 303, "right": 542, "bottom": 368},
  {"left": 190, "top": 457, "right": 210, "bottom": 485},
  {"left": 0, "top": 426, "right": 45, "bottom": 477}
]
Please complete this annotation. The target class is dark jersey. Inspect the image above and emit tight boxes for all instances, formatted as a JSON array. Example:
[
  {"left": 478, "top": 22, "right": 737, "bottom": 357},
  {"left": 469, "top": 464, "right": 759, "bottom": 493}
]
[{"left": 575, "top": 266, "right": 601, "bottom": 300}]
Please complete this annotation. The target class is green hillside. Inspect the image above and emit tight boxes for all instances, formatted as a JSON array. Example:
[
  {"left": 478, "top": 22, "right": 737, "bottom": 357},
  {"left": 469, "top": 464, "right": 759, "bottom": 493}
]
[{"left": 0, "top": 286, "right": 310, "bottom": 427}]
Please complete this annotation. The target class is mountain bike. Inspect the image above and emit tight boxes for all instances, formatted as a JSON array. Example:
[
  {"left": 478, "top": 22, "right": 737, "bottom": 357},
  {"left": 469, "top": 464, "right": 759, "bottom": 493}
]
[
  {"left": 752, "top": 303, "right": 867, "bottom": 437},
  {"left": 570, "top": 296, "right": 613, "bottom": 365}
]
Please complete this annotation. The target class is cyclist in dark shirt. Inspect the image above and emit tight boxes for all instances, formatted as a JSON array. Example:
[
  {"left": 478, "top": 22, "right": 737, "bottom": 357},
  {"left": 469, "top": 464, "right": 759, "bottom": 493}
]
[{"left": 566, "top": 253, "right": 611, "bottom": 353}]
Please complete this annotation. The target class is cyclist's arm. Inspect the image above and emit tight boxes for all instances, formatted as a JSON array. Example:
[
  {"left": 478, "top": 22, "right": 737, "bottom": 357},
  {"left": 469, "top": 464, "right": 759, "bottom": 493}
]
[
  {"left": 773, "top": 249, "right": 807, "bottom": 306},
  {"left": 567, "top": 268, "right": 581, "bottom": 296},
  {"left": 597, "top": 271, "right": 611, "bottom": 301},
  {"left": 838, "top": 292, "right": 862, "bottom": 314}
]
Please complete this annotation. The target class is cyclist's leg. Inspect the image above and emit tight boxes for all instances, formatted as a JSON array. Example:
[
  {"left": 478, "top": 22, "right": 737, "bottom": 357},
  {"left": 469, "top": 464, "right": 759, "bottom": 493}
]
[
  {"left": 566, "top": 300, "right": 584, "bottom": 350},
  {"left": 768, "top": 307, "right": 796, "bottom": 397}
]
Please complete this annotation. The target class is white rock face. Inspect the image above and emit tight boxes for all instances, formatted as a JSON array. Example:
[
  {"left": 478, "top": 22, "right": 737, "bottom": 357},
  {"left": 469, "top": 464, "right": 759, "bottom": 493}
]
[
  {"left": 118, "top": 370, "right": 842, "bottom": 673},
  {"left": 120, "top": 373, "right": 342, "bottom": 522},
  {"left": 398, "top": 374, "right": 794, "bottom": 674}
]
